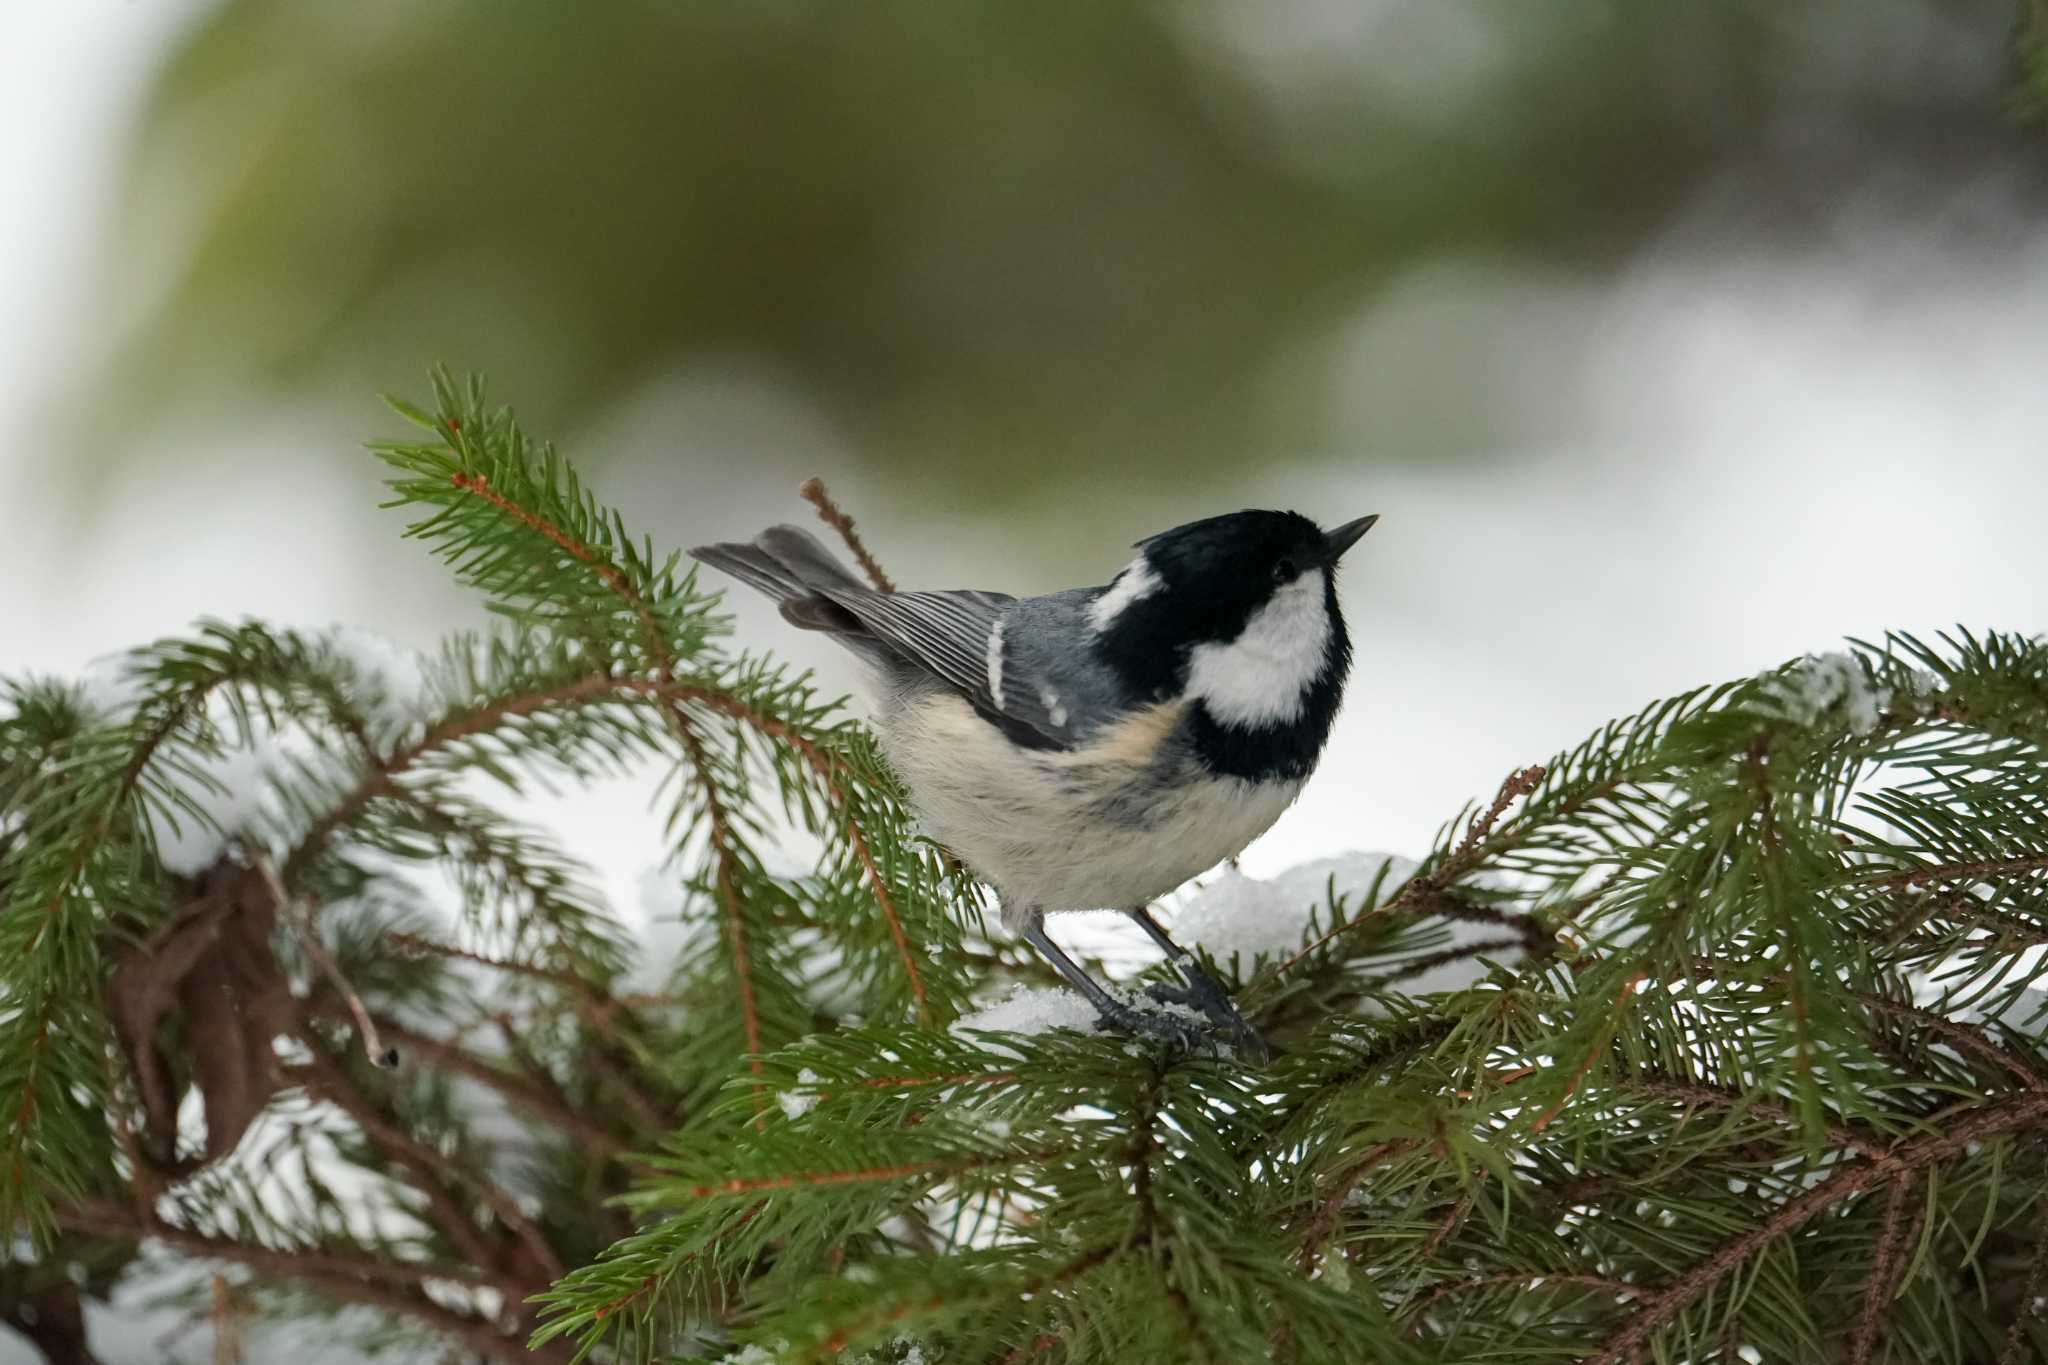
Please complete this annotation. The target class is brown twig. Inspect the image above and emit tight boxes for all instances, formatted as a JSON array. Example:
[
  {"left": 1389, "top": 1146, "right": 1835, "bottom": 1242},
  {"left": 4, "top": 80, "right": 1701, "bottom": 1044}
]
[
  {"left": 686, "top": 1148, "right": 1064, "bottom": 1199},
  {"left": 1296, "top": 1139, "right": 1420, "bottom": 1274},
  {"left": 1451, "top": 766, "right": 1547, "bottom": 866},
  {"left": 449, "top": 461, "right": 773, "bottom": 1101},
  {"left": 1582, "top": 1089, "right": 2048, "bottom": 1365},
  {"left": 1418, "top": 1189, "right": 1478, "bottom": 1262},
  {"left": 1528, "top": 974, "right": 1645, "bottom": 1135},
  {"left": 1999, "top": 1197, "right": 2048, "bottom": 1365},
  {"left": 1405, "top": 1271, "right": 1648, "bottom": 1323},
  {"left": 287, "top": 1049, "right": 565, "bottom": 1285},
  {"left": 58, "top": 1199, "right": 497, "bottom": 1292},
  {"left": 291, "top": 670, "right": 934, "bottom": 1024},
  {"left": 799, "top": 477, "right": 896, "bottom": 592},
  {"left": 1848, "top": 1174, "right": 1917, "bottom": 1365},
  {"left": 1875, "top": 852, "right": 2048, "bottom": 889},
  {"left": 324, "top": 1010, "right": 655, "bottom": 1172},
  {"left": 1625, "top": 1075, "right": 1886, "bottom": 1158},
  {"left": 1857, "top": 990, "right": 2048, "bottom": 1091},
  {"left": 256, "top": 856, "right": 394, "bottom": 1069}
]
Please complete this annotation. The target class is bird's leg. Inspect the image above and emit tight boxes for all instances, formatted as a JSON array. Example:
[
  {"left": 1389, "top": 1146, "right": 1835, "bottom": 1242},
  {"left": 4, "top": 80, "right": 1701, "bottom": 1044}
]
[
  {"left": 1126, "top": 904, "right": 1272, "bottom": 1061},
  {"left": 1015, "top": 914, "right": 1205, "bottom": 1050}
]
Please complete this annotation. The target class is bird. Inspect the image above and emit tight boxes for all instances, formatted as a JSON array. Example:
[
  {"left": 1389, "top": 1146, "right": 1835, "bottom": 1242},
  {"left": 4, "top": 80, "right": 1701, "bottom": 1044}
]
[{"left": 689, "top": 507, "right": 1375, "bottom": 1053}]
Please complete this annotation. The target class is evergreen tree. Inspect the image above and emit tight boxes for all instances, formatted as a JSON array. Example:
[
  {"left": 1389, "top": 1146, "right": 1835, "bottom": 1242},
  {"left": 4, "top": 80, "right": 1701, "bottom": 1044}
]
[{"left": 3, "top": 374, "right": 2044, "bottom": 1364}]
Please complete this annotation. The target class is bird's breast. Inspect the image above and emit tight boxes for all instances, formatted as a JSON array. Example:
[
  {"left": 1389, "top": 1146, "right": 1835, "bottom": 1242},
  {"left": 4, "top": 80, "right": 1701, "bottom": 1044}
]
[{"left": 874, "top": 690, "right": 1304, "bottom": 914}]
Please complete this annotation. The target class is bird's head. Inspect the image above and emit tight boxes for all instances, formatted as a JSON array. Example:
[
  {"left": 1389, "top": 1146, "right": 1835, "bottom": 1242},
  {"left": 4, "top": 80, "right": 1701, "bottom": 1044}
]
[{"left": 1089, "top": 509, "right": 1376, "bottom": 738}]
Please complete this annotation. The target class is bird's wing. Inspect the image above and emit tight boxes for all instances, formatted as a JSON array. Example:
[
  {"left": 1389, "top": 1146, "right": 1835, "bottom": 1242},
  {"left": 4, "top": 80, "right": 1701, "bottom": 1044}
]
[
  {"left": 696, "top": 526, "right": 1107, "bottom": 750},
  {"left": 823, "top": 585, "right": 1130, "bottom": 753}
]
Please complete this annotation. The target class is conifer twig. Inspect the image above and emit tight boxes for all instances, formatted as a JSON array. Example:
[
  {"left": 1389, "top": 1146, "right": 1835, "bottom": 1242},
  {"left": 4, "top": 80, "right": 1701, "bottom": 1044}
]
[
  {"left": 800, "top": 477, "right": 895, "bottom": 592},
  {"left": 1998, "top": 1197, "right": 2048, "bottom": 1365},
  {"left": 1582, "top": 1089, "right": 2048, "bottom": 1365},
  {"left": 1451, "top": 765, "right": 1547, "bottom": 865},
  {"left": 1848, "top": 1174, "right": 1917, "bottom": 1365},
  {"left": 443, "top": 465, "right": 929, "bottom": 1035}
]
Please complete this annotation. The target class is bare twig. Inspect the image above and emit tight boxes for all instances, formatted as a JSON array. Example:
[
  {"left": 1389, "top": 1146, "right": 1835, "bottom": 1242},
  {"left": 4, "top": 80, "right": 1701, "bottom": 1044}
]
[
  {"left": 800, "top": 477, "right": 896, "bottom": 592},
  {"left": 1451, "top": 765, "right": 1547, "bottom": 866},
  {"left": 255, "top": 856, "right": 395, "bottom": 1069}
]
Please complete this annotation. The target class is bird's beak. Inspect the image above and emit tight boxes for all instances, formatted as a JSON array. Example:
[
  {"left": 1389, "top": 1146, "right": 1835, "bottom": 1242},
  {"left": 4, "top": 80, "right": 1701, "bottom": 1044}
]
[{"left": 1319, "top": 514, "right": 1378, "bottom": 565}]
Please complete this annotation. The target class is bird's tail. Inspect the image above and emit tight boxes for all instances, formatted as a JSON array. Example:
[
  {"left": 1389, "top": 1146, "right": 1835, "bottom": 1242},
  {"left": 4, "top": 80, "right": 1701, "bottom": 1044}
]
[{"left": 689, "top": 525, "right": 877, "bottom": 640}]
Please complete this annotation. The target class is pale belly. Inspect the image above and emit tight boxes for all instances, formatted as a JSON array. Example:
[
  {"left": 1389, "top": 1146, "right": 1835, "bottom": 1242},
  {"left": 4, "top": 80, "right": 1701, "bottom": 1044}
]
[{"left": 875, "top": 691, "right": 1303, "bottom": 926}]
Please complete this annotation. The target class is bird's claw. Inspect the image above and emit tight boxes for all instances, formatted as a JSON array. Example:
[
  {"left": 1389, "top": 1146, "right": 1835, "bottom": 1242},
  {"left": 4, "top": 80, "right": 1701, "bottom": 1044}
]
[
  {"left": 1093, "top": 995, "right": 1211, "bottom": 1052},
  {"left": 1105, "top": 981, "right": 1272, "bottom": 1061},
  {"left": 1146, "top": 975, "right": 1274, "bottom": 1063}
]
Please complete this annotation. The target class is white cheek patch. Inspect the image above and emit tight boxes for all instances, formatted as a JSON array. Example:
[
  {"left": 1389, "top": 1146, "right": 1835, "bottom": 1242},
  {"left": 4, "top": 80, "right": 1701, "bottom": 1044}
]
[
  {"left": 1185, "top": 573, "right": 1331, "bottom": 728},
  {"left": 1088, "top": 554, "right": 1163, "bottom": 633}
]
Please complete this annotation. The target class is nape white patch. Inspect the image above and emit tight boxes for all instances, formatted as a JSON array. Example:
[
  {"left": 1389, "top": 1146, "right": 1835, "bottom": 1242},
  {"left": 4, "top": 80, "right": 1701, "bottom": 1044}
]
[
  {"left": 1088, "top": 555, "right": 1163, "bottom": 633},
  {"left": 1184, "top": 571, "right": 1331, "bottom": 727}
]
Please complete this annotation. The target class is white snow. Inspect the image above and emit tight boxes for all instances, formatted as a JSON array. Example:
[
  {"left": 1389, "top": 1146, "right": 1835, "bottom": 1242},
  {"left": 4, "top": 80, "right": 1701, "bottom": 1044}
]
[
  {"left": 776, "top": 1067, "right": 822, "bottom": 1120},
  {"left": 953, "top": 985, "right": 1101, "bottom": 1038},
  {"left": 1172, "top": 851, "right": 1420, "bottom": 962},
  {"left": 73, "top": 650, "right": 149, "bottom": 719},
  {"left": 1764, "top": 651, "right": 1890, "bottom": 734},
  {"left": 147, "top": 732, "right": 297, "bottom": 876},
  {"left": 314, "top": 625, "right": 435, "bottom": 757}
]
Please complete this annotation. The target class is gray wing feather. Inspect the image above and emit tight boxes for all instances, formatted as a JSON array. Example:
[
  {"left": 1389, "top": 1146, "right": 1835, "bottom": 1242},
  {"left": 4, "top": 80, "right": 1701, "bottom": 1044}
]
[{"left": 691, "top": 526, "right": 1126, "bottom": 749}]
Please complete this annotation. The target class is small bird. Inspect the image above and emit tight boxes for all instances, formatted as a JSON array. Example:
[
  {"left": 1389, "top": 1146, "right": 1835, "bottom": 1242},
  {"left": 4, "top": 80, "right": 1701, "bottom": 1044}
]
[{"left": 690, "top": 507, "right": 1375, "bottom": 1052}]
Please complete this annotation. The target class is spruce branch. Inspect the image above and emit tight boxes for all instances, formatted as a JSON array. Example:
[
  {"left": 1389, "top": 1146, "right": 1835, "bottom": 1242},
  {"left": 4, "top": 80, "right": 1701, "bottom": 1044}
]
[
  {"left": 1847, "top": 1173, "right": 1917, "bottom": 1365},
  {"left": 1582, "top": 1088, "right": 2048, "bottom": 1365}
]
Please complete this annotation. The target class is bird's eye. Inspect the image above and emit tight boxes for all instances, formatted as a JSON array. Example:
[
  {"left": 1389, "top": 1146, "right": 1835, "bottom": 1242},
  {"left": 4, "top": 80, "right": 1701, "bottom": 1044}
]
[{"left": 1273, "top": 556, "right": 1297, "bottom": 583}]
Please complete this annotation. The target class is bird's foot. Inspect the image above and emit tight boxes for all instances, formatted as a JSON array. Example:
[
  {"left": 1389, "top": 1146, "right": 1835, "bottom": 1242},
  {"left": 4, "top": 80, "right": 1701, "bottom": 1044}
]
[
  {"left": 1090, "top": 995, "right": 1212, "bottom": 1053},
  {"left": 1145, "top": 977, "right": 1273, "bottom": 1063}
]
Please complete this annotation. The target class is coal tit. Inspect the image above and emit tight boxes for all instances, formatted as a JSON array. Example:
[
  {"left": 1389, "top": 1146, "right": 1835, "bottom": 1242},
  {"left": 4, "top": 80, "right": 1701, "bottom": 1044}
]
[{"left": 691, "top": 508, "right": 1376, "bottom": 1052}]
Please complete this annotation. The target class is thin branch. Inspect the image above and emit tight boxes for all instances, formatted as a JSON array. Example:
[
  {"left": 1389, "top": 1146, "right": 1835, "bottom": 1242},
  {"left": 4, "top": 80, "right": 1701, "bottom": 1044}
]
[
  {"left": 1582, "top": 1089, "right": 2048, "bottom": 1365},
  {"left": 1528, "top": 974, "right": 1645, "bottom": 1135},
  {"left": 291, "top": 1264, "right": 572, "bottom": 1365},
  {"left": 1848, "top": 1174, "right": 1917, "bottom": 1365},
  {"left": 1410, "top": 1271, "right": 1649, "bottom": 1314},
  {"left": 256, "top": 855, "right": 394, "bottom": 1068},
  {"left": 1418, "top": 1189, "right": 1478, "bottom": 1262},
  {"left": 58, "top": 1199, "right": 497, "bottom": 1291},
  {"left": 1450, "top": 765, "right": 1547, "bottom": 866},
  {"left": 669, "top": 717, "right": 767, "bottom": 1101},
  {"left": 324, "top": 1010, "right": 654, "bottom": 1172},
  {"left": 1857, "top": 990, "right": 2048, "bottom": 1091},
  {"left": 1999, "top": 1196, "right": 2048, "bottom": 1365},
  {"left": 1875, "top": 852, "right": 2048, "bottom": 889},
  {"left": 1297, "top": 1139, "right": 1419, "bottom": 1274},
  {"left": 684, "top": 1148, "right": 1066, "bottom": 1199},
  {"left": 799, "top": 477, "right": 895, "bottom": 593},
  {"left": 1625, "top": 1075, "right": 1886, "bottom": 1158},
  {"left": 286, "top": 1050, "right": 564, "bottom": 1285},
  {"left": 284, "top": 669, "right": 934, "bottom": 1023}
]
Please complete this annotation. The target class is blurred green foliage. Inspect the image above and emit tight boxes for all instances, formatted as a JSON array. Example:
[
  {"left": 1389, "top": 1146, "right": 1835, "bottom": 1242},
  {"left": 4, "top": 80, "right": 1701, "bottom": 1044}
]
[{"left": 99, "top": 0, "right": 2040, "bottom": 503}]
